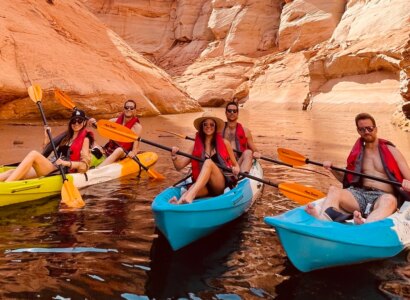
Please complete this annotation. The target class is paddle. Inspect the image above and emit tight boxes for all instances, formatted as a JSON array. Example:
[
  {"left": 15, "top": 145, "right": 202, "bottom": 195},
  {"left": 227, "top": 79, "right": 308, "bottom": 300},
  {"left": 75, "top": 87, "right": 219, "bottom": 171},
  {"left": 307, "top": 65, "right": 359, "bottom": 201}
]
[
  {"left": 158, "top": 129, "right": 329, "bottom": 177},
  {"left": 277, "top": 148, "right": 402, "bottom": 187},
  {"left": 27, "top": 85, "right": 85, "bottom": 208},
  {"left": 54, "top": 89, "right": 164, "bottom": 180},
  {"left": 97, "top": 120, "right": 326, "bottom": 204}
]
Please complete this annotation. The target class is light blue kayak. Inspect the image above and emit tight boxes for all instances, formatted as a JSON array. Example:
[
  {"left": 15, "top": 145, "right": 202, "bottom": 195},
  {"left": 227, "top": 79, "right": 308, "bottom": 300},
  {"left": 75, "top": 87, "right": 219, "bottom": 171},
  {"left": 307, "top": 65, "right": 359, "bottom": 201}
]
[
  {"left": 152, "top": 160, "right": 264, "bottom": 251},
  {"left": 264, "top": 199, "right": 410, "bottom": 272}
]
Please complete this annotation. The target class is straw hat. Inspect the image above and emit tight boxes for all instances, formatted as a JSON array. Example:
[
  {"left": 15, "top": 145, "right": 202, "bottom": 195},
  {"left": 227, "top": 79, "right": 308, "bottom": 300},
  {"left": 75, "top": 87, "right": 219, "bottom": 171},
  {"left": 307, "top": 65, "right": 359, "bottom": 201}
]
[{"left": 193, "top": 112, "right": 225, "bottom": 132}]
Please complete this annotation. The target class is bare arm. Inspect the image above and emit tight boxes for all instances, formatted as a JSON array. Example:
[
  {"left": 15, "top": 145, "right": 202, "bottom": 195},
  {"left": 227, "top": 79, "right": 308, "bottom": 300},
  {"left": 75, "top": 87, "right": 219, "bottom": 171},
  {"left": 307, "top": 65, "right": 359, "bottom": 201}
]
[
  {"left": 244, "top": 127, "right": 261, "bottom": 158},
  {"left": 171, "top": 144, "right": 193, "bottom": 171},
  {"left": 224, "top": 139, "right": 240, "bottom": 176},
  {"left": 128, "top": 123, "right": 142, "bottom": 157},
  {"left": 388, "top": 146, "right": 410, "bottom": 180},
  {"left": 244, "top": 127, "right": 258, "bottom": 152}
]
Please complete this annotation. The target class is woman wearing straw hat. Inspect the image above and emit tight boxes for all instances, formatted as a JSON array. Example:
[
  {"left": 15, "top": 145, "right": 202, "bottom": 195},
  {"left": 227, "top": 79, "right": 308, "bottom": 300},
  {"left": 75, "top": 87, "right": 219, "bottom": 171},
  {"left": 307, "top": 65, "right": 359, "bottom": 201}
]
[{"left": 169, "top": 112, "right": 240, "bottom": 204}]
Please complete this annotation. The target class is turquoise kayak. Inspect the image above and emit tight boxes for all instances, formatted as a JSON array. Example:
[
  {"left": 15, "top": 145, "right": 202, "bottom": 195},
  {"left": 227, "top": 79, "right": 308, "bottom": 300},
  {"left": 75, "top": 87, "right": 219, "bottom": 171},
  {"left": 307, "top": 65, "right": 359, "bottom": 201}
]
[
  {"left": 264, "top": 199, "right": 410, "bottom": 272},
  {"left": 152, "top": 160, "right": 264, "bottom": 251}
]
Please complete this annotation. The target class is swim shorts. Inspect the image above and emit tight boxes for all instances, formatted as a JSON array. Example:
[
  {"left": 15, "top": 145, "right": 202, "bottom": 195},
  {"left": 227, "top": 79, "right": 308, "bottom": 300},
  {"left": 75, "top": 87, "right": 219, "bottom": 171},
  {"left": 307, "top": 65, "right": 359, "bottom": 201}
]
[{"left": 346, "top": 186, "right": 386, "bottom": 217}]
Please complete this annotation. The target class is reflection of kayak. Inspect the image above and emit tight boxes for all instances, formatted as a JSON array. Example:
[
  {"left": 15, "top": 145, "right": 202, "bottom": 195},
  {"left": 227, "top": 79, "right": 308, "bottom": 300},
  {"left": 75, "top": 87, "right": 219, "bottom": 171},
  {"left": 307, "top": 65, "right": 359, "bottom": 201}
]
[
  {"left": 264, "top": 199, "right": 410, "bottom": 272},
  {"left": 152, "top": 160, "right": 264, "bottom": 251},
  {"left": 0, "top": 152, "right": 158, "bottom": 207}
]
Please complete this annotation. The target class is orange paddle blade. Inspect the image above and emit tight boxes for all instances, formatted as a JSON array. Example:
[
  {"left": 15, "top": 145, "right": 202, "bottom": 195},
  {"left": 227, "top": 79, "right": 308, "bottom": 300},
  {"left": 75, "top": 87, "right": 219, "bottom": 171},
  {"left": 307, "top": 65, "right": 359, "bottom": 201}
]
[
  {"left": 61, "top": 180, "right": 85, "bottom": 208},
  {"left": 278, "top": 182, "right": 326, "bottom": 205},
  {"left": 28, "top": 84, "right": 43, "bottom": 103},
  {"left": 96, "top": 120, "right": 137, "bottom": 143},
  {"left": 147, "top": 168, "right": 165, "bottom": 180},
  {"left": 55, "top": 89, "right": 76, "bottom": 110},
  {"left": 277, "top": 148, "right": 307, "bottom": 167}
]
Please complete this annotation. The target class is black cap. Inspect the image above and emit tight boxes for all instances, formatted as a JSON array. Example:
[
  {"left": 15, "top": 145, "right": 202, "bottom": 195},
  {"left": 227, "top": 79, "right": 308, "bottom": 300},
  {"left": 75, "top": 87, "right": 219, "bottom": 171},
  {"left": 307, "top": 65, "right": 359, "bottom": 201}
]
[{"left": 70, "top": 109, "right": 86, "bottom": 121}]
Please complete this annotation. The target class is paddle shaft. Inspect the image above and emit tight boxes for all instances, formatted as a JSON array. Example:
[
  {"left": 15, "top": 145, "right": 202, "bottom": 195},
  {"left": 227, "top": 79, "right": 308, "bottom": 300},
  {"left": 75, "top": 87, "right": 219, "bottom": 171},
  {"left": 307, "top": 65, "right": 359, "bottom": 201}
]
[
  {"left": 181, "top": 135, "right": 293, "bottom": 168},
  {"left": 306, "top": 159, "right": 401, "bottom": 187},
  {"left": 36, "top": 102, "right": 68, "bottom": 182},
  {"left": 90, "top": 123, "right": 149, "bottom": 172},
  {"left": 138, "top": 137, "right": 278, "bottom": 188}
]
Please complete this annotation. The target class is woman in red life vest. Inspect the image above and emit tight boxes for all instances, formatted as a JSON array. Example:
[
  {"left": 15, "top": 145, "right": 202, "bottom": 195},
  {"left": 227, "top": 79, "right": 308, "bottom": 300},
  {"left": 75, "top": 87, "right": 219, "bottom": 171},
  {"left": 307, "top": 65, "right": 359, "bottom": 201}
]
[
  {"left": 0, "top": 109, "right": 94, "bottom": 182},
  {"left": 169, "top": 112, "right": 240, "bottom": 204}
]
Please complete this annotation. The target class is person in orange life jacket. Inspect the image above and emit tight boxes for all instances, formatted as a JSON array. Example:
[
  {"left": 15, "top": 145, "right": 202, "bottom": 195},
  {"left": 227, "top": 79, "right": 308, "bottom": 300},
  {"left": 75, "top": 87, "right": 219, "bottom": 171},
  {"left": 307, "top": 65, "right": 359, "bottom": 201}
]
[
  {"left": 0, "top": 109, "right": 94, "bottom": 182},
  {"left": 403, "top": 102, "right": 410, "bottom": 192},
  {"left": 88, "top": 99, "right": 142, "bottom": 167},
  {"left": 306, "top": 113, "right": 410, "bottom": 224},
  {"left": 169, "top": 112, "right": 240, "bottom": 205},
  {"left": 222, "top": 101, "right": 260, "bottom": 173}
]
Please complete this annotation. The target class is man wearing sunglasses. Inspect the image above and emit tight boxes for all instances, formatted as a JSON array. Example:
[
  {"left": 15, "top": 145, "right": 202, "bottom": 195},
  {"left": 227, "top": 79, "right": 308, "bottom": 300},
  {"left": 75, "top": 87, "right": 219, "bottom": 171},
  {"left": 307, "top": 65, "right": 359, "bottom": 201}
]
[
  {"left": 222, "top": 101, "right": 260, "bottom": 173},
  {"left": 91, "top": 99, "right": 142, "bottom": 167},
  {"left": 307, "top": 112, "right": 410, "bottom": 224}
]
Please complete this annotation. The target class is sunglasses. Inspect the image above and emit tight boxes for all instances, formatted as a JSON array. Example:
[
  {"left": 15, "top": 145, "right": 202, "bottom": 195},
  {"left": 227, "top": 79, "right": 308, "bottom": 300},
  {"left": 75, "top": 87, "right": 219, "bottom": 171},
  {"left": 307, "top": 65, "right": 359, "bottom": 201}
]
[
  {"left": 357, "top": 126, "right": 375, "bottom": 133},
  {"left": 70, "top": 117, "right": 85, "bottom": 125},
  {"left": 202, "top": 122, "right": 215, "bottom": 128},
  {"left": 226, "top": 109, "right": 238, "bottom": 113},
  {"left": 124, "top": 105, "right": 135, "bottom": 110}
]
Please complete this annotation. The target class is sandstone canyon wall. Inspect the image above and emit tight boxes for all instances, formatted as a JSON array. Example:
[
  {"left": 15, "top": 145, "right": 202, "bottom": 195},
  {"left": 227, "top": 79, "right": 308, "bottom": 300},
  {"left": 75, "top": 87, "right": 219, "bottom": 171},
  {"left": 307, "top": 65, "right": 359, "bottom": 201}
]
[
  {"left": 0, "top": 0, "right": 200, "bottom": 120},
  {"left": 83, "top": 0, "right": 410, "bottom": 128},
  {"left": 1, "top": 0, "right": 409, "bottom": 126}
]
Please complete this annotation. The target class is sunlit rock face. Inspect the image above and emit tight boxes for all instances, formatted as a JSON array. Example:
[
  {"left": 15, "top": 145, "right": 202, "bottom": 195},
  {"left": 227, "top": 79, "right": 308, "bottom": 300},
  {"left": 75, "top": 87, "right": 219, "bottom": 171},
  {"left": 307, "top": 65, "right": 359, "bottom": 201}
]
[
  {"left": 2, "top": 0, "right": 410, "bottom": 121},
  {"left": 0, "top": 0, "right": 200, "bottom": 120},
  {"left": 84, "top": 0, "right": 410, "bottom": 116}
]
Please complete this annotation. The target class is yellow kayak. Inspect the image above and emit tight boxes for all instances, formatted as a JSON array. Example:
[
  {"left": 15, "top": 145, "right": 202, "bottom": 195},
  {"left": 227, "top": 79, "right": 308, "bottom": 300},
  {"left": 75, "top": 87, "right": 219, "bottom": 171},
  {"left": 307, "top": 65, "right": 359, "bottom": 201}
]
[{"left": 0, "top": 152, "right": 158, "bottom": 207}]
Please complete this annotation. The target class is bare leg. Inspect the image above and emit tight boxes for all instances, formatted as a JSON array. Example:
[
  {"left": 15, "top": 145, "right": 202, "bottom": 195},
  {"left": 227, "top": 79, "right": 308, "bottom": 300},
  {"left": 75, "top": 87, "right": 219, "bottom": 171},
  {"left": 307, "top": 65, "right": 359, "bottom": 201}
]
[
  {"left": 238, "top": 149, "right": 253, "bottom": 173},
  {"left": 98, "top": 147, "right": 126, "bottom": 167},
  {"left": 366, "top": 194, "right": 397, "bottom": 223},
  {"left": 171, "top": 159, "right": 225, "bottom": 204},
  {"left": 6, "top": 150, "right": 55, "bottom": 182},
  {"left": 0, "top": 169, "right": 14, "bottom": 182},
  {"left": 306, "top": 186, "right": 359, "bottom": 220}
]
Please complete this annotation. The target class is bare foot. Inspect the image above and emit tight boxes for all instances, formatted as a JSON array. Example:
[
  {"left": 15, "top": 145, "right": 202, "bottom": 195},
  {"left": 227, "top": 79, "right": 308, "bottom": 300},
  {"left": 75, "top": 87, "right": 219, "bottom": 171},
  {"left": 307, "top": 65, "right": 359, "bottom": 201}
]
[
  {"left": 169, "top": 196, "right": 178, "bottom": 204},
  {"left": 353, "top": 211, "right": 366, "bottom": 225},
  {"left": 305, "top": 203, "right": 320, "bottom": 218}
]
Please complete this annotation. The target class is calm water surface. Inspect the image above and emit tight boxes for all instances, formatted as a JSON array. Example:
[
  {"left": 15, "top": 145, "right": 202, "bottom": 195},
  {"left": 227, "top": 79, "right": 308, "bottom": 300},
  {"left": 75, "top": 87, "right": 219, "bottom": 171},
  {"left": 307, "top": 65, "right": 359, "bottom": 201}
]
[{"left": 0, "top": 108, "right": 409, "bottom": 299}]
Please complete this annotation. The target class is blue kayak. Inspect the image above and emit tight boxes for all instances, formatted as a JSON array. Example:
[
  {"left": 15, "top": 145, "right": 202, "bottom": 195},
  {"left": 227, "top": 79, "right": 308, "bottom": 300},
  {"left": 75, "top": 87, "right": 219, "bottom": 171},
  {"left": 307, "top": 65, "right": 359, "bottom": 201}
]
[
  {"left": 152, "top": 160, "right": 264, "bottom": 251},
  {"left": 264, "top": 199, "right": 410, "bottom": 272}
]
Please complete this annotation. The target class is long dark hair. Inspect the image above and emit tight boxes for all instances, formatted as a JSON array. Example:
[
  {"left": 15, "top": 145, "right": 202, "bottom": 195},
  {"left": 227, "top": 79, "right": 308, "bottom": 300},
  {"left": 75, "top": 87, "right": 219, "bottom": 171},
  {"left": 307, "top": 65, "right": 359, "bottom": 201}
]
[{"left": 198, "top": 119, "right": 217, "bottom": 151}]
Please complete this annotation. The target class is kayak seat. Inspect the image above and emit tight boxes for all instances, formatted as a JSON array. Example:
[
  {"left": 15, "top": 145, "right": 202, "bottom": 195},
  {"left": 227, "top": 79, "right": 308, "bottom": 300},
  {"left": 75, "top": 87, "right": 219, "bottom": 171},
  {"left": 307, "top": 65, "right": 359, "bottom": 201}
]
[{"left": 324, "top": 207, "right": 353, "bottom": 223}]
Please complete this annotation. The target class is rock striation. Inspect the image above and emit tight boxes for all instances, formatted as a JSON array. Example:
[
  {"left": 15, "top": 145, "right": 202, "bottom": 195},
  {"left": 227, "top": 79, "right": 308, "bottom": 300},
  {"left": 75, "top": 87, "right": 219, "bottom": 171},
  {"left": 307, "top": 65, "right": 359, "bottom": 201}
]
[
  {"left": 0, "top": 0, "right": 200, "bottom": 120},
  {"left": 1, "top": 0, "right": 410, "bottom": 121}
]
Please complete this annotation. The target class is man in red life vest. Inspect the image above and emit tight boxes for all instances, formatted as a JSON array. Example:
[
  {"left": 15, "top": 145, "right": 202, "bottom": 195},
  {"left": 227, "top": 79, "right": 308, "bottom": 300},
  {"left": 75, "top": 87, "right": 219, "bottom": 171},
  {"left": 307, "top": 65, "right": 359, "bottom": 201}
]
[
  {"left": 222, "top": 101, "right": 260, "bottom": 173},
  {"left": 89, "top": 99, "right": 142, "bottom": 167},
  {"left": 306, "top": 113, "right": 410, "bottom": 224}
]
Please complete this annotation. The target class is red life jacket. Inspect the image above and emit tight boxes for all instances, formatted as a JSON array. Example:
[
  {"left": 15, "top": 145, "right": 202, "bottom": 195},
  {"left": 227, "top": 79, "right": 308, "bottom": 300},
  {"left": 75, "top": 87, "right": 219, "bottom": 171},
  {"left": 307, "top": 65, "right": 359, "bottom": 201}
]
[
  {"left": 69, "top": 128, "right": 93, "bottom": 172},
  {"left": 343, "top": 138, "right": 410, "bottom": 203},
  {"left": 191, "top": 133, "right": 236, "bottom": 186},
  {"left": 222, "top": 122, "right": 248, "bottom": 154},
  {"left": 104, "top": 113, "right": 139, "bottom": 155}
]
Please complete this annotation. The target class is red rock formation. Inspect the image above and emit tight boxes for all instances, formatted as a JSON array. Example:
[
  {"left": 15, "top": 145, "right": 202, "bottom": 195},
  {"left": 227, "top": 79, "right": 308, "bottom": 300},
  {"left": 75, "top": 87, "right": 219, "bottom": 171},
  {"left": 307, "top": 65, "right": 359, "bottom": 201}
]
[{"left": 0, "top": 0, "right": 200, "bottom": 120}]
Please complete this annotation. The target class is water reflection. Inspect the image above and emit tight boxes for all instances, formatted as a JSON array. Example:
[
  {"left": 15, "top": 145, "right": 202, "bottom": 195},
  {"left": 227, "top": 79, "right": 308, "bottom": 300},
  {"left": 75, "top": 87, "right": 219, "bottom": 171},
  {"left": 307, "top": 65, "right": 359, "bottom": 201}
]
[
  {"left": 146, "top": 218, "right": 245, "bottom": 299},
  {"left": 0, "top": 109, "right": 409, "bottom": 298}
]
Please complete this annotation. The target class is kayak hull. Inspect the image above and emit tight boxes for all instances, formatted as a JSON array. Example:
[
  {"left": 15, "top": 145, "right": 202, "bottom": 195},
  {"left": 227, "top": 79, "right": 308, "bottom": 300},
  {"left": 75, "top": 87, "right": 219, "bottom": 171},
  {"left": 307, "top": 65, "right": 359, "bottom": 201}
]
[
  {"left": 264, "top": 199, "right": 409, "bottom": 272},
  {"left": 152, "top": 160, "right": 264, "bottom": 251},
  {"left": 0, "top": 152, "right": 158, "bottom": 207}
]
